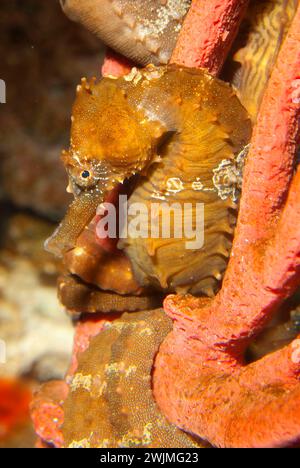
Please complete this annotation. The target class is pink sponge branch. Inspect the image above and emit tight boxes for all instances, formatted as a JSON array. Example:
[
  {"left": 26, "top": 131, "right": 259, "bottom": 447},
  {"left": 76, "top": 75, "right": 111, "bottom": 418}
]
[
  {"left": 165, "top": 170, "right": 300, "bottom": 353},
  {"left": 233, "top": 9, "right": 300, "bottom": 247},
  {"left": 171, "top": 0, "right": 249, "bottom": 75},
  {"left": 153, "top": 4, "right": 300, "bottom": 448},
  {"left": 208, "top": 4, "right": 300, "bottom": 346},
  {"left": 101, "top": 48, "right": 133, "bottom": 78},
  {"left": 212, "top": 176, "right": 300, "bottom": 346},
  {"left": 264, "top": 167, "right": 300, "bottom": 298}
]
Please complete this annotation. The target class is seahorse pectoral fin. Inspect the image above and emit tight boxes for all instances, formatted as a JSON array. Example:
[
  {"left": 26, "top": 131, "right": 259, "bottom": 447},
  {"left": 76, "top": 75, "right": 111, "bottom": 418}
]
[{"left": 45, "top": 187, "right": 104, "bottom": 258}]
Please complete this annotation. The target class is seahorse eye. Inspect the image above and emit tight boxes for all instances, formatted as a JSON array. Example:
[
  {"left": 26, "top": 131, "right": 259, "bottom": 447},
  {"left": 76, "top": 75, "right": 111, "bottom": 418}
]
[
  {"left": 69, "top": 168, "right": 97, "bottom": 192},
  {"left": 81, "top": 170, "right": 91, "bottom": 179}
]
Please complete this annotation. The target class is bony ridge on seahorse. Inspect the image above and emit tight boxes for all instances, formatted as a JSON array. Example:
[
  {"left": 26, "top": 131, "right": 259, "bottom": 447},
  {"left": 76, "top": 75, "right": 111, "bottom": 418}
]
[{"left": 46, "top": 65, "right": 251, "bottom": 299}]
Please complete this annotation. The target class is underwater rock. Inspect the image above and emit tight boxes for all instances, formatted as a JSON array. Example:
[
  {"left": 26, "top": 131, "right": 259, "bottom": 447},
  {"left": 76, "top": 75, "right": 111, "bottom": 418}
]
[{"left": 0, "top": 213, "right": 73, "bottom": 380}]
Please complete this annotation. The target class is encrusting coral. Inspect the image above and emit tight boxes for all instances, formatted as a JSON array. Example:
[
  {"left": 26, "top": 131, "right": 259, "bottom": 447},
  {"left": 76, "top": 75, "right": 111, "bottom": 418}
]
[
  {"left": 32, "top": 0, "right": 300, "bottom": 449},
  {"left": 62, "top": 309, "right": 207, "bottom": 448},
  {"left": 31, "top": 310, "right": 208, "bottom": 448}
]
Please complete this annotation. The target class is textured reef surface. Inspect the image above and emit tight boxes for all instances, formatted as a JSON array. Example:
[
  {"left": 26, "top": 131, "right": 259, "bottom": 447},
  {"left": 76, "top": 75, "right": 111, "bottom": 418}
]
[{"left": 63, "top": 309, "right": 207, "bottom": 448}]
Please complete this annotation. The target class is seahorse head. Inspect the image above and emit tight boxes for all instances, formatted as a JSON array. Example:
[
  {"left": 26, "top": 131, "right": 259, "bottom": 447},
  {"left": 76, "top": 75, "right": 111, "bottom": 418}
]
[{"left": 46, "top": 74, "right": 166, "bottom": 257}]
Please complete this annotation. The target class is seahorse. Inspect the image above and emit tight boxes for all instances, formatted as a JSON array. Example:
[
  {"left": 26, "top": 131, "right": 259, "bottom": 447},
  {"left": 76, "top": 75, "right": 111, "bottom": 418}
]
[
  {"left": 45, "top": 65, "right": 251, "bottom": 313},
  {"left": 52, "top": 0, "right": 300, "bottom": 316}
]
